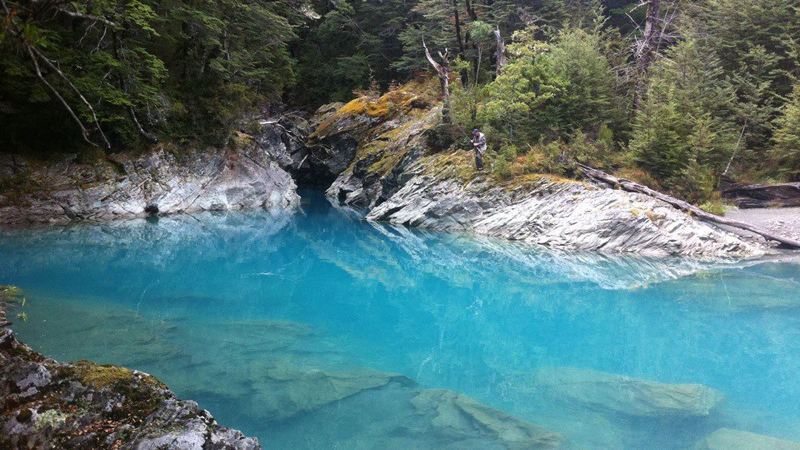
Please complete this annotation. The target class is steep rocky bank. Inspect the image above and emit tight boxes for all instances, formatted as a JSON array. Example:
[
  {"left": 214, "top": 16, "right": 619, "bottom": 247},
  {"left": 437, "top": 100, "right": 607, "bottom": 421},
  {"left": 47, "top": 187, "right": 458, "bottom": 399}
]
[
  {"left": 0, "top": 88, "right": 775, "bottom": 258},
  {"left": 0, "top": 114, "right": 305, "bottom": 225},
  {"left": 316, "top": 90, "right": 765, "bottom": 258},
  {"left": 0, "top": 289, "right": 260, "bottom": 450}
]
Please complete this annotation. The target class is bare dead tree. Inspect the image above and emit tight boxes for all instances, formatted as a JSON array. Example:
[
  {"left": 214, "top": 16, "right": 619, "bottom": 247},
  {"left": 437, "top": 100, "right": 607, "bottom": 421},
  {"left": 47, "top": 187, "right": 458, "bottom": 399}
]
[
  {"left": 629, "top": 0, "right": 680, "bottom": 109},
  {"left": 494, "top": 27, "right": 507, "bottom": 78},
  {"left": 423, "top": 39, "right": 452, "bottom": 124}
]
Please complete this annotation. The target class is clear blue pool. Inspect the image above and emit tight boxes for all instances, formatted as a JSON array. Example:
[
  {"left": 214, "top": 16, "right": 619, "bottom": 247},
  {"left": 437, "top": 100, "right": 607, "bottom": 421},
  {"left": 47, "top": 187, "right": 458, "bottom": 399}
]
[{"left": 1, "top": 193, "right": 799, "bottom": 449}]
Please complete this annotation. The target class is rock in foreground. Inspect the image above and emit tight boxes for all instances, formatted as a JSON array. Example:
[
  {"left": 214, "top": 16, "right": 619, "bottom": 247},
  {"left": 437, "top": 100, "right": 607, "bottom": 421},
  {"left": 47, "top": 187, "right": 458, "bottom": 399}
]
[
  {"left": 695, "top": 428, "right": 800, "bottom": 450},
  {"left": 0, "top": 306, "right": 260, "bottom": 449}
]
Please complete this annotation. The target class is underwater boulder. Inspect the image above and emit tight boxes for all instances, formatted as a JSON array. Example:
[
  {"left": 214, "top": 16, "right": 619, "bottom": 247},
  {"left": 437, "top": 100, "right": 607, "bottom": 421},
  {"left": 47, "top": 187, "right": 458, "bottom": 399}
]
[
  {"left": 695, "top": 428, "right": 800, "bottom": 450},
  {"left": 251, "top": 364, "right": 415, "bottom": 421},
  {"left": 529, "top": 367, "right": 725, "bottom": 418},
  {"left": 409, "top": 388, "right": 562, "bottom": 450}
]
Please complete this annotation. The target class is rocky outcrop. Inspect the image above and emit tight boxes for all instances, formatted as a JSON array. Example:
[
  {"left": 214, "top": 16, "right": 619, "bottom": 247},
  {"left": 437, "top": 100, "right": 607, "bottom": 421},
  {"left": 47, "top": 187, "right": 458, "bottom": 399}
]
[
  {"left": 0, "top": 121, "right": 300, "bottom": 225},
  {"left": 695, "top": 428, "right": 800, "bottom": 450},
  {"left": 367, "top": 173, "right": 764, "bottom": 258},
  {"left": 317, "top": 93, "right": 763, "bottom": 257},
  {"left": 525, "top": 367, "right": 725, "bottom": 418},
  {"left": 0, "top": 297, "right": 261, "bottom": 450},
  {"left": 722, "top": 182, "right": 800, "bottom": 209}
]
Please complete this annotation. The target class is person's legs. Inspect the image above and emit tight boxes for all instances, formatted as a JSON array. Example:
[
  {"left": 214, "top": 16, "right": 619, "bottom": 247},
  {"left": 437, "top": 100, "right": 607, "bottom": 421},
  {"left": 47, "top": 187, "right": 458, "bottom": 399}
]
[{"left": 475, "top": 153, "right": 484, "bottom": 170}]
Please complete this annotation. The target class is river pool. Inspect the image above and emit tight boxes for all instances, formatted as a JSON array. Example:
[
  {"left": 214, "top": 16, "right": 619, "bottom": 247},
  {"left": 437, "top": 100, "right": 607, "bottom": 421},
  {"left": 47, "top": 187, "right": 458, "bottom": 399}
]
[{"left": 1, "top": 193, "right": 799, "bottom": 449}]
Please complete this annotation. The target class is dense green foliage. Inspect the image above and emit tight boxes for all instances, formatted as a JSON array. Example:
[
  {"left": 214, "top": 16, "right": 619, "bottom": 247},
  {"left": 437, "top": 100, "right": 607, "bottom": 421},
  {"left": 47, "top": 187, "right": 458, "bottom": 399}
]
[
  {"left": 1, "top": 0, "right": 798, "bottom": 201},
  {"left": 1, "top": 0, "right": 299, "bottom": 152}
]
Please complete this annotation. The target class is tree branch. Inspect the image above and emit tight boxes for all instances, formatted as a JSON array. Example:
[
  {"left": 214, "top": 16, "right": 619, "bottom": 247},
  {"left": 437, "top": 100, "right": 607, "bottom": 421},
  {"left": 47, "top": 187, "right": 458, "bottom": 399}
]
[
  {"left": 30, "top": 45, "right": 112, "bottom": 149},
  {"left": 24, "top": 42, "right": 99, "bottom": 148}
]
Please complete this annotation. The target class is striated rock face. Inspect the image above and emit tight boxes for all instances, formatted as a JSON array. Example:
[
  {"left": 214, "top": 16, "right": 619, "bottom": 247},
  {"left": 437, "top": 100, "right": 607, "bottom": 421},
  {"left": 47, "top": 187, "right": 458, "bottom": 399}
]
[
  {"left": 367, "top": 173, "right": 762, "bottom": 258},
  {"left": 695, "top": 428, "right": 800, "bottom": 450},
  {"left": 0, "top": 307, "right": 261, "bottom": 450},
  {"left": 0, "top": 122, "right": 300, "bottom": 225},
  {"left": 316, "top": 94, "right": 764, "bottom": 258}
]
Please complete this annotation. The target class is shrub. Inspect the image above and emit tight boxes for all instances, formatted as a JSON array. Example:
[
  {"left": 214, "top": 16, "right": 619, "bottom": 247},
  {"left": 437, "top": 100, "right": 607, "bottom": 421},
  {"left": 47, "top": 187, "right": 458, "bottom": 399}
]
[{"left": 493, "top": 158, "right": 513, "bottom": 180}]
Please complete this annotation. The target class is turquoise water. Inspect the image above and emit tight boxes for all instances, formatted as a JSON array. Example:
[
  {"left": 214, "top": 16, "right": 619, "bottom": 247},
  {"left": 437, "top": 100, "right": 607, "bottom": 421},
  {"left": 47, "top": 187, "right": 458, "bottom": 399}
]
[{"left": 1, "top": 193, "right": 800, "bottom": 449}]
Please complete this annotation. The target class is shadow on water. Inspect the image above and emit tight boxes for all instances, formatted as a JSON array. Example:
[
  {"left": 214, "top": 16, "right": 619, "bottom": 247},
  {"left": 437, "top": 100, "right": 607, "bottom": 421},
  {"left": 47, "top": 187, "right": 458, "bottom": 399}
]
[{"left": 1, "top": 191, "right": 800, "bottom": 449}]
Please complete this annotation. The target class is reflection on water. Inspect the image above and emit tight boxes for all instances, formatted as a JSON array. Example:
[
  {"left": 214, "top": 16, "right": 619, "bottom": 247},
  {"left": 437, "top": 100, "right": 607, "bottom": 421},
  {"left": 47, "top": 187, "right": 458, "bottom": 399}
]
[{"left": 1, "top": 194, "right": 800, "bottom": 449}]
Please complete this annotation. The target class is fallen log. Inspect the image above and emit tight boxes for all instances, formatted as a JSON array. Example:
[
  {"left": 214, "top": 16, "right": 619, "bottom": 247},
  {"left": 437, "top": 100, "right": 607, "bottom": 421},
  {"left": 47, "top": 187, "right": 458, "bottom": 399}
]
[
  {"left": 577, "top": 163, "right": 800, "bottom": 250},
  {"left": 722, "top": 182, "right": 800, "bottom": 209}
]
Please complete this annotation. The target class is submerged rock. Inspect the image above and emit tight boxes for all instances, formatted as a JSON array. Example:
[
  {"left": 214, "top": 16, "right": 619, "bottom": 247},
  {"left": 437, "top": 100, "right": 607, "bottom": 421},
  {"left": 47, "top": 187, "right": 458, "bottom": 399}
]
[
  {"left": 695, "top": 428, "right": 800, "bottom": 450},
  {"left": 252, "top": 364, "right": 415, "bottom": 421},
  {"left": 0, "top": 304, "right": 261, "bottom": 450},
  {"left": 528, "top": 367, "right": 725, "bottom": 418},
  {"left": 410, "top": 388, "right": 562, "bottom": 450}
]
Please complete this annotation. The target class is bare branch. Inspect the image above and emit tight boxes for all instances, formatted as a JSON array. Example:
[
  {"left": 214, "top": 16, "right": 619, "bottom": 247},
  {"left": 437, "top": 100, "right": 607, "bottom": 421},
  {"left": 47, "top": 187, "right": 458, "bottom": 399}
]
[
  {"left": 29, "top": 45, "right": 112, "bottom": 149},
  {"left": 24, "top": 42, "right": 99, "bottom": 148},
  {"left": 57, "top": 8, "right": 117, "bottom": 27}
]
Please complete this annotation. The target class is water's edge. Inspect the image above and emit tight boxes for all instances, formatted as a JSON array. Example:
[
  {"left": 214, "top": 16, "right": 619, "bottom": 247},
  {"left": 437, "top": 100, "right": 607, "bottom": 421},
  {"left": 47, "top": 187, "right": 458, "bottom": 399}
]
[{"left": 0, "top": 301, "right": 263, "bottom": 450}]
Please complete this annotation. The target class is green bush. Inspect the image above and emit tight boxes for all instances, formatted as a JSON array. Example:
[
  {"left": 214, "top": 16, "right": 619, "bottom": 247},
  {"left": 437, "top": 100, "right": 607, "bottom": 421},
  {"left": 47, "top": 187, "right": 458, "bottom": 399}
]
[{"left": 493, "top": 158, "right": 513, "bottom": 180}]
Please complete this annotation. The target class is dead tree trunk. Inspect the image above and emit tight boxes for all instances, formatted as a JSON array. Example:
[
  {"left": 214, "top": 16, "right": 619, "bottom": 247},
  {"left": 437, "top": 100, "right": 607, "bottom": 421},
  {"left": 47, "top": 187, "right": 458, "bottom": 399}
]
[
  {"left": 633, "top": 0, "right": 662, "bottom": 109},
  {"left": 423, "top": 40, "right": 452, "bottom": 124},
  {"left": 577, "top": 163, "right": 800, "bottom": 249},
  {"left": 494, "top": 27, "right": 507, "bottom": 77}
]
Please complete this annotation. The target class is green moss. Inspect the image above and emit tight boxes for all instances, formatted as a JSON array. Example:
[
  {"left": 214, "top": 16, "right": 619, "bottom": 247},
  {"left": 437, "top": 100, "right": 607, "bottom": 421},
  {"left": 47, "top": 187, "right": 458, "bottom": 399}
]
[
  {"left": 699, "top": 200, "right": 727, "bottom": 216},
  {"left": 71, "top": 360, "right": 166, "bottom": 391},
  {"left": 366, "top": 152, "right": 403, "bottom": 177},
  {"left": 34, "top": 409, "right": 67, "bottom": 430},
  {"left": 422, "top": 152, "right": 478, "bottom": 184}
]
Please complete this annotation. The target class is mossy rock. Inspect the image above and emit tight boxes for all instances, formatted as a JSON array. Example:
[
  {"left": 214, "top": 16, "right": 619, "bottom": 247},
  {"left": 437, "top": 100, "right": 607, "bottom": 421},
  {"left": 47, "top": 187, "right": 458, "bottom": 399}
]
[{"left": 70, "top": 360, "right": 167, "bottom": 391}]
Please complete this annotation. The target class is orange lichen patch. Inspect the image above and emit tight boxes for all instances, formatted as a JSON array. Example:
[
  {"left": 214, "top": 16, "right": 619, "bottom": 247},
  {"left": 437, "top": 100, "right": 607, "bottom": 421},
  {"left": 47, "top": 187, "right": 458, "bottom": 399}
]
[{"left": 339, "top": 97, "right": 369, "bottom": 116}]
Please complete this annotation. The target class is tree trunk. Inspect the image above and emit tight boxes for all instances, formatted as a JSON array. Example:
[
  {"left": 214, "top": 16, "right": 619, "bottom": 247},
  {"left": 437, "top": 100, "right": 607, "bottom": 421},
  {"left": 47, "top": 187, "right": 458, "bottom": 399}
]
[
  {"left": 577, "top": 163, "right": 800, "bottom": 249},
  {"left": 452, "top": 0, "right": 465, "bottom": 54},
  {"left": 423, "top": 40, "right": 452, "bottom": 124},
  {"left": 494, "top": 27, "right": 507, "bottom": 77},
  {"left": 634, "top": 0, "right": 662, "bottom": 109}
]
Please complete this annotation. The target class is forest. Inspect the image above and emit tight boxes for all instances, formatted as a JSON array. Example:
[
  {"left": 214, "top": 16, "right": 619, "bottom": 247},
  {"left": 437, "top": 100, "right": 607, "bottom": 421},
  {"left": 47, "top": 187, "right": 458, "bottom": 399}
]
[{"left": 1, "top": 0, "right": 798, "bottom": 206}]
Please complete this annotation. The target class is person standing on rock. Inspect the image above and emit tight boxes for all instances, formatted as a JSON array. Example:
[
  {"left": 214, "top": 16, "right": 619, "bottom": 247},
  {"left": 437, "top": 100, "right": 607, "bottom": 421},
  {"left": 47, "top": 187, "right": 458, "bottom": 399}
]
[{"left": 471, "top": 128, "right": 487, "bottom": 170}]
